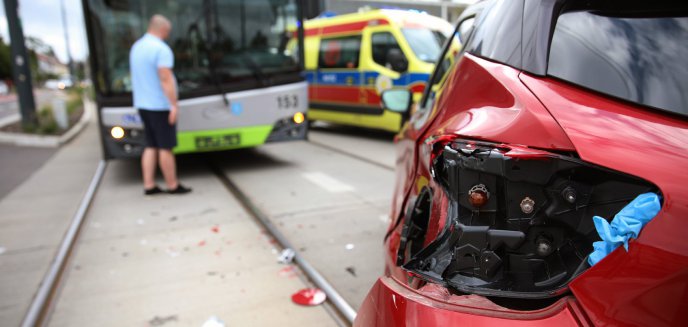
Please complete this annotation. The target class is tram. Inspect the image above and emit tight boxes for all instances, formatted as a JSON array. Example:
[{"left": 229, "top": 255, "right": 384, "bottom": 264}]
[{"left": 82, "top": 0, "right": 308, "bottom": 158}]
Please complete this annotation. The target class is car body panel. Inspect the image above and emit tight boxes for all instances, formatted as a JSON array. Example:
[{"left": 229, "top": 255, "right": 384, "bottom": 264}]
[
  {"left": 355, "top": 277, "right": 588, "bottom": 327},
  {"left": 361, "top": 1, "right": 688, "bottom": 326},
  {"left": 520, "top": 73, "right": 688, "bottom": 326}
]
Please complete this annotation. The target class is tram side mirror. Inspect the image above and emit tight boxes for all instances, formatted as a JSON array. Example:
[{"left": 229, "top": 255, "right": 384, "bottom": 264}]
[
  {"left": 381, "top": 89, "right": 412, "bottom": 113},
  {"left": 387, "top": 49, "right": 408, "bottom": 73}
]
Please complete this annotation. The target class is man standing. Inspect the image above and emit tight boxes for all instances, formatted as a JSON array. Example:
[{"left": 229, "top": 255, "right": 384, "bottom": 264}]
[{"left": 130, "top": 15, "right": 191, "bottom": 195}]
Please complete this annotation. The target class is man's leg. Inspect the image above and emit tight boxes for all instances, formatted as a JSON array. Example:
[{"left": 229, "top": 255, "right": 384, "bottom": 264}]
[
  {"left": 141, "top": 147, "right": 158, "bottom": 189},
  {"left": 158, "top": 149, "right": 178, "bottom": 189}
]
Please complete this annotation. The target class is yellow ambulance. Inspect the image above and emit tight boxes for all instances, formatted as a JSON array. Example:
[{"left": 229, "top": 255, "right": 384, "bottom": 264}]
[{"left": 302, "top": 9, "right": 454, "bottom": 132}]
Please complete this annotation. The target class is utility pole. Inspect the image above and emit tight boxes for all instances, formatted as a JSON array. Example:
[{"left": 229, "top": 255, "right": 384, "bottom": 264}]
[
  {"left": 60, "top": 0, "right": 74, "bottom": 79},
  {"left": 3, "top": 0, "right": 37, "bottom": 127}
]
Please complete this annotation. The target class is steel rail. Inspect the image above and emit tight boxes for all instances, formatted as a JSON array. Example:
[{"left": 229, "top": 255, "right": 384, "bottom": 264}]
[
  {"left": 308, "top": 139, "right": 395, "bottom": 172},
  {"left": 211, "top": 163, "right": 358, "bottom": 324},
  {"left": 21, "top": 160, "right": 108, "bottom": 327}
]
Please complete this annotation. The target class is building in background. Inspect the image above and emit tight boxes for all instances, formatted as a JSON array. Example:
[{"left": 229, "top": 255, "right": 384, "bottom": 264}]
[{"left": 36, "top": 53, "right": 68, "bottom": 78}]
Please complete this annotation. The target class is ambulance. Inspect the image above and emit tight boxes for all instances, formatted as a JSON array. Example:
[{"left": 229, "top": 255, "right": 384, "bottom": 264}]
[{"left": 302, "top": 9, "right": 455, "bottom": 132}]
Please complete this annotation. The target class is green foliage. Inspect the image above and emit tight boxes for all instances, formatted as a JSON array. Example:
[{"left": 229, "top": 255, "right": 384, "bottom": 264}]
[
  {"left": 22, "top": 104, "right": 60, "bottom": 134},
  {"left": 67, "top": 95, "right": 82, "bottom": 115}
]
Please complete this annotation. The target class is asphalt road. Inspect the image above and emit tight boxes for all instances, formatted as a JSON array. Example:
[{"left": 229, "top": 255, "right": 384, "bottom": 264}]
[
  {"left": 0, "top": 144, "right": 57, "bottom": 200},
  {"left": 0, "top": 90, "right": 69, "bottom": 201}
]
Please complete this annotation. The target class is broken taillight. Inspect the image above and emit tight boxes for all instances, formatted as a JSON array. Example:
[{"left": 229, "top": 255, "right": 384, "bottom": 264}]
[{"left": 398, "top": 140, "right": 658, "bottom": 299}]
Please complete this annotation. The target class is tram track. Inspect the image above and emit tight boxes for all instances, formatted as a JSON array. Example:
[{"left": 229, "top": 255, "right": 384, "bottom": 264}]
[
  {"left": 20, "top": 160, "right": 108, "bottom": 327},
  {"left": 20, "top": 157, "right": 357, "bottom": 327},
  {"left": 209, "top": 160, "right": 356, "bottom": 326},
  {"left": 307, "top": 139, "right": 395, "bottom": 172}
]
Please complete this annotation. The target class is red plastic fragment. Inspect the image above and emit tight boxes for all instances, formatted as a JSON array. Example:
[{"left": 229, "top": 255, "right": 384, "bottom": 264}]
[
  {"left": 278, "top": 266, "right": 297, "bottom": 278},
  {"left": 198, "top": 240, "right": 206, "bottom": 247},
  {"left": 291, "top": 288, "right": 326, "bottom": 306},
  {"left": 211, "top": 225, "right": 220, "bottom": 233}
]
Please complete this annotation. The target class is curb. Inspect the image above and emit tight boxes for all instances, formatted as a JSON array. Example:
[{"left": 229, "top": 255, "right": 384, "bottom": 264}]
[{"left": 0, "top": 99, "right": 94, "bottom": 148}]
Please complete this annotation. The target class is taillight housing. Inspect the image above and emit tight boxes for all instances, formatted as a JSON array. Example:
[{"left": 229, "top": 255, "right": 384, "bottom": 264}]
[{"left": 399, "top": 139, "right": 658, "bottom": 299}]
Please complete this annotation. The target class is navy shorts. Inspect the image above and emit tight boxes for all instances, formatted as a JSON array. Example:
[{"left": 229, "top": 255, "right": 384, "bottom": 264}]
[{"left": 138, "top": 109, "right": 177, "bottom": 149}]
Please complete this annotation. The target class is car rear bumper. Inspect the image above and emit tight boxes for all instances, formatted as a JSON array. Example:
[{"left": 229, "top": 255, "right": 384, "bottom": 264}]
[{"left": 354, "top": 276, "right": 589, "bottom": 327}]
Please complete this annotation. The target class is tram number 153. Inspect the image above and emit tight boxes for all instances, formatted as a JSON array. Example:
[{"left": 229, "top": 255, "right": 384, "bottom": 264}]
[{"left": 277, "top": 94, "right": 298, "bottom": 110}]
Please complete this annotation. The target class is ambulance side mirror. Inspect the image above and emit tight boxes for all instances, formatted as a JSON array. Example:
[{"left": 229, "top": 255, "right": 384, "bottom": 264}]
[
  {"left": 381, "top": 89, "right": 412, "bottom": 113},
  {"left": 387, "top": 49, "right": 408, "bottom": 73}
]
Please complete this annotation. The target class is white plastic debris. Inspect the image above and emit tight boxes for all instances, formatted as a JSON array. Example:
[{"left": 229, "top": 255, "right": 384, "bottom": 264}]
[
  {"left": 165, "top": 247, "right": 180, "bottom": 258},
  {"left": 201, "top": 316, "right": 225, "bottom": 327},
  {"left": 345, "top": 243, "right": 355, "bottom": 250},
  {"left": 379, "top": 214, "right": 390, "bottom": 224},
  {"left": 277, "top": 248, "right": 296, "bottom": 264}
]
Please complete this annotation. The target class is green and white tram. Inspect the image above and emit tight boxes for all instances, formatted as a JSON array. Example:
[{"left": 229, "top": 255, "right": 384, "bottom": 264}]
[{"left": 82, "top": 0, "right": 308, "bottom": 158}]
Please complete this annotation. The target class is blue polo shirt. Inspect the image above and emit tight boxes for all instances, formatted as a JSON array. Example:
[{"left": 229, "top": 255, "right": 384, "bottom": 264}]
[{"left": 130, "top": 33, "right": 175, "bottom": 110}]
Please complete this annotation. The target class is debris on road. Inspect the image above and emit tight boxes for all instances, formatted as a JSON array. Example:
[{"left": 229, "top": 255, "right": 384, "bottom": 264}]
[
  {"left": 201, "top": 316, "right": 225, "bottom": 327},
  {"left": 277, "top": 248, "right": 295, "bottom": 264},
  {"left": 345, "top": 243, "right": 355, "bottom": 250},
  {"left": 345, "top": 266, "right": 356, "bottom": 277},
  {"left": 165, "top": 247, "right": 180, "bottom": 258},
  {"left": 291, "top": 288, "right": 327, "bottom": 306},
  {"left": 198, "top": 240, "right": 206, "bottom": 247},
  {"left": 148, "top": 315, "right": 178, "bottom": 326},
  {"left": 278, "top": 266, "right": 297, "bottom": 278},
  {"left": 211, "top": 225, "right": 220, "bottom": 233}
]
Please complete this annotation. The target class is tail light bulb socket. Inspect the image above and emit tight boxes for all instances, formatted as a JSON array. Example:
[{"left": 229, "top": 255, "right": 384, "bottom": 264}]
[
  {"left": 562, "top": 186, "right": 577, "bottom": 204},
  {"left": 468, "top": 184, "right": 490, "bottom": 208},
  {"left": 520, "top": 197, "right": 535, "bottom": 214}
]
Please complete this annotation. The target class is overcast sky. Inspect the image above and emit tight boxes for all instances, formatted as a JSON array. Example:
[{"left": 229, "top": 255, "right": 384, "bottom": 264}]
[{"left": 0, "top": 0, "right": 89, "bottom": 63}]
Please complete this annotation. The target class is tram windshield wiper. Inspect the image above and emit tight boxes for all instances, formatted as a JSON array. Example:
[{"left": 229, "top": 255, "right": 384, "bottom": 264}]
[{"left": 239, "top": 52, "right": 271, "bottom": 87}]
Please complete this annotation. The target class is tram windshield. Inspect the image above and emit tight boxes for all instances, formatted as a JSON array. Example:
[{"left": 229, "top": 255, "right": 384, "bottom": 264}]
[{"left": 86, "top": 0, "right": 301, "bottom": 98}]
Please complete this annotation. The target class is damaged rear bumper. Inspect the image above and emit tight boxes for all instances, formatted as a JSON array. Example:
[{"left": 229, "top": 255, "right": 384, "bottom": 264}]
[{"left": 354, "top": 276, "right": 590, "bottom": 326}]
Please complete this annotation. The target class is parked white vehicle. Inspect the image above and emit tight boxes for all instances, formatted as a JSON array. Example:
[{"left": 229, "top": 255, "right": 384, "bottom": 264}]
[
  {"left": 0, "top": 81, "right": 9, "bottom": 95},
  {"left": 45, "top": 77, "right": 74, "bottom": 90}
]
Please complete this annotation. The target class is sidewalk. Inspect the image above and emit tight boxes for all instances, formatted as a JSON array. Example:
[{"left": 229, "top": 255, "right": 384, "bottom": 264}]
[{"left": 0, "top": 107, "right": 101, "bottom": 326}]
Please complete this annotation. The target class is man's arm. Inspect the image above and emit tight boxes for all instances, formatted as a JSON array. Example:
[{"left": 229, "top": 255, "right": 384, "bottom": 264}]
[{"left": 158, "top": 67, "right": 178, "bottom": 124}]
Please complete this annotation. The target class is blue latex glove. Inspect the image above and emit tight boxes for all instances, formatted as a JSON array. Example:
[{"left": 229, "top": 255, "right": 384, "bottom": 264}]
[{"left": 588, "top": 192, "right": 661, "bottom": 266}]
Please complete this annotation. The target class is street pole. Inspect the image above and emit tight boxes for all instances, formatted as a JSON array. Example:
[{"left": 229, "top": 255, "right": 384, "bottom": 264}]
[
  {"left": 3, "top": 0, "right": 37, "bottom": 127},
  {"left": 60, "top": 0, "right": 74, "bottom": 79}
]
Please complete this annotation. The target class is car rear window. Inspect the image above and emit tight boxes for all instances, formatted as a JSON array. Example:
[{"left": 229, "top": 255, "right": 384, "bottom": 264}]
[{"left": 548, "top": 11, "right": 688, "bottom": 116}]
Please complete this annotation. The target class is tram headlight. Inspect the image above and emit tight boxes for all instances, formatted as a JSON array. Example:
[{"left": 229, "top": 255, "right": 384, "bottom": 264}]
[
  {"left": 110, "top": 126, "right": 125, "bottom": 139},
  {"left": 293, "top": 112, "right": 305, "bottom": 124}
]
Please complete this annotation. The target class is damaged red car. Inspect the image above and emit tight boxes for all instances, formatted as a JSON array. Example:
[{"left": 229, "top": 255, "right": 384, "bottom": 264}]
[{"left": 356, "top": 0, "right": 688, "bottom": 326}]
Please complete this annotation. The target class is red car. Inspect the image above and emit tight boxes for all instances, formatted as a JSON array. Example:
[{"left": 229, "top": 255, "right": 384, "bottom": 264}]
[{"left": 356, "top": 0, "right": 688, "bottom": 326}]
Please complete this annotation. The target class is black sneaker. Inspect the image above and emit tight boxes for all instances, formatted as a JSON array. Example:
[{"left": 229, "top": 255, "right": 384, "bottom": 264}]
[
  {"left": 144, "top": 186, "right": 164, "bottom": 195},
  {"left": 167, "top": 184, "right": 192, "bottom": 194}
]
